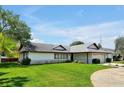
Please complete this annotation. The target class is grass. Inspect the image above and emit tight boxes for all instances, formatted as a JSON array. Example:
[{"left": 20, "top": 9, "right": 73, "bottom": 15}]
[
  {"left": 112, "top": 61, "right": 124, "bottom": 64},
  {"left": 0, "top": 62, "right": 109, "bottom": 87}
]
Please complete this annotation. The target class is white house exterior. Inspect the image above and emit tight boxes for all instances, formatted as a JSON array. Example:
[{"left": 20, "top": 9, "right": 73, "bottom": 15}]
[
  {"left": 19, "top": 43, "right": 71, "bottom": 64},
  {"left": 70, "top": 43, "right": 114, "bottom": 64},
  {"left": 19, "top": 42, "right": 114, "bottom": 64}
]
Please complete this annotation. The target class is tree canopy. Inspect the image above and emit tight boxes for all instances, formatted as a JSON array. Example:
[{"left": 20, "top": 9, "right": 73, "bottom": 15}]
[
  {"left": 115, "top": 36, "right": 124, "bottom": 55},
  {"left": 0, "top": 6, "right": 31, "bottom": 47},
  {"left": 70, "top": 41, "right": 84, "bottom": 46},
  {"left": 0, "top": 6, "right": 31, "bottom": 57}
]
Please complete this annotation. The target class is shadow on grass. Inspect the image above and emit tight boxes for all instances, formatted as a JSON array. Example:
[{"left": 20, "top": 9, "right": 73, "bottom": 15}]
[
  {"left": 0, "top": 66, "right": 30, "bottom": 87},
  {"left": 0, "top": 72, "right": 8, "bottom": 76},
  {"left": 0, "top": 76, "right": 30, "bottom": 87}
]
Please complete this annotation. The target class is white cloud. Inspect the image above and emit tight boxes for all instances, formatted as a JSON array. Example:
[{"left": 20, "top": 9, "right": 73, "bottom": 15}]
[
  {"left": 21, "top": 7, "right": 124, "bottom": 49},
  {"left": 32, "top": 20, "right": 124, "bottom": 49},
  {"left": 31, "top": 38, "right": 44, "bottom": 43},
  {"left": 30, "top": 32, "right": 45, "bottom": 43}
]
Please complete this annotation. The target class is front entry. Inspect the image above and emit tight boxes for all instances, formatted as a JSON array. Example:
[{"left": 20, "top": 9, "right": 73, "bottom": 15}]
[{"left": 71, "top": 53, "right": 73, "bottom": 61}]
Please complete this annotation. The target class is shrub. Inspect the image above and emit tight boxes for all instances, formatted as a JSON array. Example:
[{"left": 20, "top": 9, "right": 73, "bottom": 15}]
[
  {"left": 21, "top": 57, "right": 31, "bottom": 65},
  {"left": 106, "top": 58, "right": 111, "bottom": 63},
  {"left": 113, "top": 55, "right": 122, "bottom": 61},
  {"left": 92, "top": 58, "right": 100, "bottom": 64}
]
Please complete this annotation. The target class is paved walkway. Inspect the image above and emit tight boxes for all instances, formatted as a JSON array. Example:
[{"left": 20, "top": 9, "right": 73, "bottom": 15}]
[{"left": 91, "top": 68, "right": 124, "bottom": 87}]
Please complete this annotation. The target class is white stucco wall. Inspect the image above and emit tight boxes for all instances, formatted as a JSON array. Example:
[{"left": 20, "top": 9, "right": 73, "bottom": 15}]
[
  {"left": 105, "top": 53, "right": 113, "bottom": 61},
  {"left": 92, "top": 53, "right": 105, "bottom": 63},
  {"left": 107, "top": 53, "right": 113, "bottom": 59},
  {"left": 28, "top": 52, "right": 71, "bottom": 64},
  {"left": 28, "top": 52, "right": 54, "bottom": 64},
  {"left": 73, "top": 52, "right": 112, "bottom": 64},
  {"left": 73, "top": 53, "right": 92, "bottom": 64}
]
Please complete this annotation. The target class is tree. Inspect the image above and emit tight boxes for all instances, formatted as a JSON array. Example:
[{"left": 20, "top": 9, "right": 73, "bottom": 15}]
[
  {"left": 70, "top": 41, "right": 84, "bottom": 46},
  {"left": 6, "top": 21, "right": 31, "bottom": 50},
  {"left": 0, "top": 6, "right": 31, "bottom": 56},
  {"left": 0, "top": 33, "right": 17, "bottom": 57},
  {"left": 115, "top": 36, "right": 124, "bottom": 56}
]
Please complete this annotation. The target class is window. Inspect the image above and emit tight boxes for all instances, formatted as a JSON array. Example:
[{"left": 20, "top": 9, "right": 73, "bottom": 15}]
[
  {"left": 54, "top": 53, "right": 68, "bottom": 59},
  {"left": 66, "top": 54, "right": 68, "bottom": 59},
  {"left": 54, "top": 54, "right": 57, "bottom": 59}
]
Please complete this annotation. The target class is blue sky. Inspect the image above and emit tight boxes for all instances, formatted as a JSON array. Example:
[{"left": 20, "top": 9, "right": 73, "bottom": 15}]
[{"left": 3, "top": 5, "right": 124, "bottom": 49}]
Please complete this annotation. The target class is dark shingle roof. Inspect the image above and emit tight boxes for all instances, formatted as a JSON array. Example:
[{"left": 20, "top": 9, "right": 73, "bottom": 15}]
[
  {"left": 101, "top": 48, "right": 115, "bottom": 53},
  {"left": 20, "top": 42, "right": 114, "bottom": 54},
  {"left": 20, "top": 42, "right": 70, "bottom": 53}
]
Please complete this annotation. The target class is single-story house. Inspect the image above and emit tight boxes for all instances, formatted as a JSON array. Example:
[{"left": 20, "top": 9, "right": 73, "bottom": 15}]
[{"left": 19, "top": 42, "right": 114, "bottom": 64}]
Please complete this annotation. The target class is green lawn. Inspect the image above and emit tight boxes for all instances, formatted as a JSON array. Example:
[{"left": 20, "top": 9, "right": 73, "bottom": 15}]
[{"left": 0, "top": 63, "right": 109, "bottom": 87}]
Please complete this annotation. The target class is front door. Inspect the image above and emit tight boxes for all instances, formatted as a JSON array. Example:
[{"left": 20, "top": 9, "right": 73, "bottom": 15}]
[{"left": 71, "top": 53, "right": 73, "bottom": 61}]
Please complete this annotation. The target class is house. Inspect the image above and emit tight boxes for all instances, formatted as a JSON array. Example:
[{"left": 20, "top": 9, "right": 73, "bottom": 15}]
[
  {"left": 19, "top": 42, "right": 114, "bottom": 64},
  {"left": 70, "top": 43, "right": 114, "bottom": 64}
]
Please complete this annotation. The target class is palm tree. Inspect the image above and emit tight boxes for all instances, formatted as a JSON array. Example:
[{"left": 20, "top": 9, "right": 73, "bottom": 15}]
[{"left": 0, "top": 33, "right": 17, "bottom": 57}]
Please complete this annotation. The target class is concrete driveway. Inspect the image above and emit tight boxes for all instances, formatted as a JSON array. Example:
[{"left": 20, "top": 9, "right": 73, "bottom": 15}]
[{"left": 91, "top": 67, "right": 124, "bottom": 87}]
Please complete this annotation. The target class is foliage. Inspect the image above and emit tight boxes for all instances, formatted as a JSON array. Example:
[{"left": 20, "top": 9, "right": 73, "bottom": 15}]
[
  {"left": 106, "top": 58, "right": 111, "bottom": 63},
  {"left": 70, "top": 41, "right": 84, "bottom": 46},
  {"left": 0, "top": 63, "right": 109, "bottom": 87},
  {"left": 113, "top": 55, "right": 122, "bottom": 61},
  {"left": 0, "top": 6, "right": 31, "bottom": 50},
  {"left": 0, "top": 33, "right": 18, "bottom": 57},
  {"left": 21, "top": 57, "right": 31, "bottom": 65},
  {"left": 92, "top": 58, "right": 100, "bottom": 64},
  {"left": 0, "top": 6, "right": 31, "bottom": 57},
  {"left": 115, "top": 37, "right": 124, "bottom": 56}
]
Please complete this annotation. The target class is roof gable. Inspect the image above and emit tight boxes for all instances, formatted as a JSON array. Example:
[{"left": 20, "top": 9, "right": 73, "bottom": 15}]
[
  {"left": 87, "top": 43, "right": 99, "bottom": 49},
  {"left": 53, "top": 45, "right": 67, "bottom": 51}
]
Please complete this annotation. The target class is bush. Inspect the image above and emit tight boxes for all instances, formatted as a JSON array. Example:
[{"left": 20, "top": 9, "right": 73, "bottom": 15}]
[
  {"left": 113, "top": 55, "right": 122, "bottom": 61},
  {"left": 106, "top": 58, "right": 111, "bottom": 63},
  {"left": 21, "top": 57, "right": 31, "bottom": 65},
  {"left": 92, "top": 59, "right": 100, "bottom": 64}
]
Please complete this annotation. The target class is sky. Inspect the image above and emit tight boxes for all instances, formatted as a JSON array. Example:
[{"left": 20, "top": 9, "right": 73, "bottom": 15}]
[{"left": 2, "top": 5, "right": 124, "bottom": 49}]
